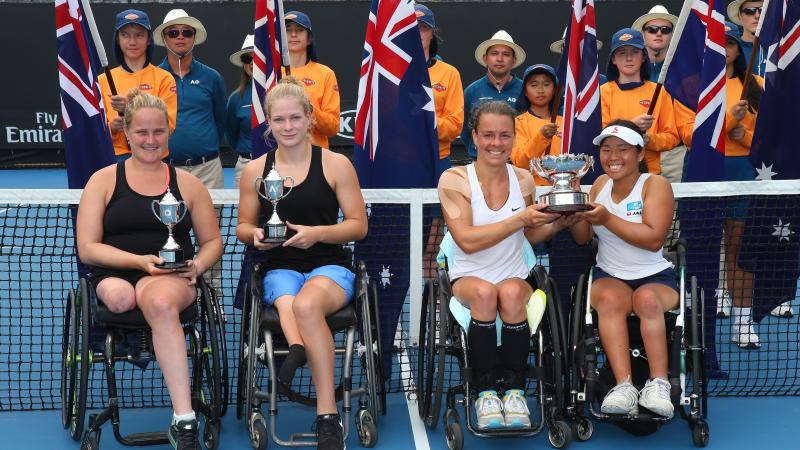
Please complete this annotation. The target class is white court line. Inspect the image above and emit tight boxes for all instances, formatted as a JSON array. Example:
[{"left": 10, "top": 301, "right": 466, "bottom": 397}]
[{"left": 398, "top": 345, "right": 431, "bottom": 450}]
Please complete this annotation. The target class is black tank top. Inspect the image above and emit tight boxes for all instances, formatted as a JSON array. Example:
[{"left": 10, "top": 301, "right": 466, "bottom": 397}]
[
  {"left": 102, "top": 162, "right": 194, "bottom": 259},
  {"left": 259, "top": 147, "right": 351, "bottom": 272}
]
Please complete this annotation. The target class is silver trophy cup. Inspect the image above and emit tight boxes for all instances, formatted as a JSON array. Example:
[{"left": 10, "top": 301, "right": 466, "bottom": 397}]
[
  {"left": 151, "top": 188, "right": 188, "bottom": 269},
  {"left": 255, "top": 163, "right": 295, "bottom": 243},
  {"left": 531, "top": 154, "right": 594, "bottom": 213}
]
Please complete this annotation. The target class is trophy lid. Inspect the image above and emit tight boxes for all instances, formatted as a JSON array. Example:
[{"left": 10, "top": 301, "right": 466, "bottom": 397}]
[
  {"left": 266, "top": 163, "right": 282, "bottom": 182},
  {"left": 160, "top": 188, "right": 179, "bottom": 205}
]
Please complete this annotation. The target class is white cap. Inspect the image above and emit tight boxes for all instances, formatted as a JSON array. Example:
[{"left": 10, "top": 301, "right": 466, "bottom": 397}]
[{"left": 592, "top": 125, "right": 644, "bottom": 147}]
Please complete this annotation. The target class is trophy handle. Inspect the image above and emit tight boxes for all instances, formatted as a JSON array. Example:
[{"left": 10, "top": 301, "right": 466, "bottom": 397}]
[
  {"left": 254, "top": 176, "right": 268, "bottom": 200},
  {"left": 280, "top": 176, "right": 295, "bottom": 201},
  {"left": 151, "top": 200, "right": 161, "bottom": 222},
  {"left": 176, "top": 200, "right": 188, "bottom": 224}
]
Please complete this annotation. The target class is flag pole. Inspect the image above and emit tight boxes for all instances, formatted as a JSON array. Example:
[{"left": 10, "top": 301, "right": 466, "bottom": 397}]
[
  {"left": 80, "top": 0, "right": 119, "bottom": 97},
  {"left": 550, "top": 82, "right": 562, "bottom": 123},
  {"left": 276, "top": 0, "right": 291, "bottom": 76},
  {"left": 741, "top": 0, "right": 771, "bottom": 100},
  {"left": 651, "top": 0, "right": 694, "bottom": 114}
]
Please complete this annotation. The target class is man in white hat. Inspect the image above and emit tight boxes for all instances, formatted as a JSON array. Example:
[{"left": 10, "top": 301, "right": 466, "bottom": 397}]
[
  {"left": 632, "top": 5, "right": 685, "bottom": 185},
  {"left": 728, "top": 0, "right": 766, "bottom": 76},
  {"left": 461, "top": 30, "right": 525, "bottom": 159},
  {"left": 155, "top": 9, "right": 226, "bottom": 191},
  {"left": 632, "top": 5, "right": 678, "bottom": 82}
]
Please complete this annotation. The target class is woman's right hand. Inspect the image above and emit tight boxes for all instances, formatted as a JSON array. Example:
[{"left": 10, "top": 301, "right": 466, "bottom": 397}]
[
  {"left": 139, "top": 254, "right": 172, "bottom": 276},
  {"left": 730, "top": 100, "right": 749, "bottom": 122},
  {"left": 253, "top": 227, "right": 282, "bottom": 251},
  {"left": 518, "top": 204, "right": 561, "bottom": 228},
  {"left": 574, "top": 203, "right": 609, "bottom": 225}
]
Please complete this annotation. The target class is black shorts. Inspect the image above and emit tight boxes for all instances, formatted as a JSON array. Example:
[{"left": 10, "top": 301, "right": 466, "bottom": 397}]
[
  {"left": 89, "top": 268, "right": 149, "bottom": 291},
  {"left": 592, "top": 267, "right": 679, "bottom": 294}
]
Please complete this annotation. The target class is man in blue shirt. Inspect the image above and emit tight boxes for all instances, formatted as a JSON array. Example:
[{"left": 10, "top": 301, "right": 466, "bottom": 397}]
[
  {"left": 461, "top": 30, "right": 525, "bottom": 159},
  {"left": 155, "top": 9, "right": 226, "bottom": 189},
  {"left": 728, "top": 0, "right": 767, "bottom": 76}
]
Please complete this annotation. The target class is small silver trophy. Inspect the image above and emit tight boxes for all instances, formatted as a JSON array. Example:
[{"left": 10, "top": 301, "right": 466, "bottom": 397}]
[
  {"left": 255, "top": 163, "right": 295, "bottom": 243},
  {"left": 150, "top": 188, "right": 188, "bottom": 269},
  {"left": 531, "top": 154, "right": 594, "bottom": 213}
]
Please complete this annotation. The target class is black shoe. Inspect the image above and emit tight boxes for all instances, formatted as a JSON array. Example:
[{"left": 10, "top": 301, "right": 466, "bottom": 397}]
[
  {"left": 168, "top": 418, "right": 200, "bottom": 450},
  {"left": 314, "top": 413, "right": 344, "bottom": 450}
]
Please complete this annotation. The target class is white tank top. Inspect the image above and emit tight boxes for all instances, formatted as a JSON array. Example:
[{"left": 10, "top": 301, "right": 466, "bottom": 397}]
[
  {"left": 592, "top": 174, "right": 673, "bottom": 280},
  {"left": 448, "top": 164, "right": 529, "bottom": 284}
]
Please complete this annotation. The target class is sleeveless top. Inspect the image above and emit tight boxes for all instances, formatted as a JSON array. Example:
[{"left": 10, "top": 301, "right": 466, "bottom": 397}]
[
  {"left": 448, "top": 163, "right": 529, "bottom": 284},
  {"left": 258, "top": 147, "right": 351, "bottom": 273},
  {"left": 102, "top": 162, "right": 194, "bottom": 260},
  {"left": 592, "top": 174, "right": 672, "bottom": 280}
]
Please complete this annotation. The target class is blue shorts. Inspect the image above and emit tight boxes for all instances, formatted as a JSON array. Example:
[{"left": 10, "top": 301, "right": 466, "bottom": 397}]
[
  {"left": 261, "top": 265, "right": 355, "bottom": 306},
  {"left": 592, "top": 267, "right": 679, "bottom": 294},
  {"left": 724, "top": 157, "right": 755, "bottom": 220}
]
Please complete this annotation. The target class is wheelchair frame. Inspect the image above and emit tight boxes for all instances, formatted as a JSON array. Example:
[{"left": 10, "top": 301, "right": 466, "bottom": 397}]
[
  {"left": 417, "top": 264, "right": 573, "bottom": 450},
  {"left": 566, "top": 239, "right": 710, "bottom": 447},
  {"left": 236, "top": 260, "right": 384, "bottom": 449},
  {"left": 61, "top": 277, "right": 227, "bottom": 450}
]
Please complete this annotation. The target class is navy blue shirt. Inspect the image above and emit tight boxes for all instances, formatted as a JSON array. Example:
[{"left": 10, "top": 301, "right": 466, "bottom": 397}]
[
  {"left": 461, "top": 75, "right": 523, "bottom": 157},
  {"left": 740, "top": 40, "right": 767, "bottom": 77},
  {"left": 225, "top": 84, "right": 253, "bottom": 156},
  {"left": 158, "top": 58, "right": 227, "bottom": 161}
]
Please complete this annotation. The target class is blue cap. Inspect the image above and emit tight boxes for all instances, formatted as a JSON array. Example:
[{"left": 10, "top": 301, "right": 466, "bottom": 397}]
[
  {"left": 724, "top": 21, "right": 743, "bottom": 44},
  {"left": 114, "top": 9, "right": 151, "bottom": 32},
  {"left": 285, "top": 11, "right": 312, "bottom": 32},
  {"left": 515, "top": 64, "right": 558, "bottom": 113},
  {"left": 609, "top": 28, "right": 645, "bottom": 54},
  {"left": 414, "top": 5, "right": 436, "bottom": 29}
]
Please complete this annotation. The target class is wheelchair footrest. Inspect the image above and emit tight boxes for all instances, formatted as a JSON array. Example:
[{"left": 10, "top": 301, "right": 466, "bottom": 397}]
[{"left": 123, "top": 431, "right": 169, "bottom": 444}]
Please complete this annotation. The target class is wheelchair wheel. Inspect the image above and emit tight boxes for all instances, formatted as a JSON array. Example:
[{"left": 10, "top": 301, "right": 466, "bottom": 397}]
[
  {"left": 548, "top": 420, "right": 573, "bottom": 449},
  {"left": 244, "top": 289, "right": 262, "bottom": 426},
  {"left": 572, "top": 416, "right": 593, "bottom": 441},
  {"left": 691, "top": 418, "right": 709, "bottom": 447},
  {"left": 369, "top": 278, "right": 387, "bottom": 415},
  {"left": 61, "top": 288, "right": 75, "bottom": 429},
  {"left": 416, "top": 280, "right": 433, "bottom": 420},
  {"left": 209, "top": 286, "right": 229, "bottom": 416},
  {"left": 195, "top": 281, "right": 223, "bottom": 423},
  {"left": 203, "top": 419, "right": 221, "bottom": 450},
  {"left": 542, "top": 274, "right": 565, "bottom": 413},
  {"left": 356, "top": 409, "right": 378, "bottom": 448},
  {"left": 444, "top": 420, "right": 463, "bottom": 450},
  {"left": 66, "top": 279, "right": 90, "bottom": 441},
  {"left": 360, "top": 276, "right": 380, "bottom": 426},
  {"left": 236, "top": 277, "right": 252, "bottom": 420},
  {"left": 426, "top": 272, "right": 449, "bottom": 429}
]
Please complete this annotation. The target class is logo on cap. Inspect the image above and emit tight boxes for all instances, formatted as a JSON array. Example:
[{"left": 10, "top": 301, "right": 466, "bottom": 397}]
[
  {"left": 415, "top": 10, "right": 425, "bottom": 18},
  {"left": 125, "top": 13, "right": 140, "bottom": 20},
  {"left": 433, "top": 83, "right": 446, "bottom": 92},
  {"left": 285, "top": 14, "right": 298, "bottom": 20},
  {"left": 619, "top": 33, "right": 634, "bottom": 41},
  {"left": 612, "top": 127, "right": 620, "bottom": 134}
]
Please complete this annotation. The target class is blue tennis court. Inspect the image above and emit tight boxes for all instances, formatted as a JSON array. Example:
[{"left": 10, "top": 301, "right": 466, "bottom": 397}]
[{"left": 2, "top": 169, "right": 800, "bottom": 449}]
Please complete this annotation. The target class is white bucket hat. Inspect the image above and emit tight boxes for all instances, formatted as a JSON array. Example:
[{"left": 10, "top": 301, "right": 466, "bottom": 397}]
[
  {"left": 549, "top": 27, "right": 603, "bottom": 54},
  {"left": 727, "top": 0, "right": 753, "bottom": 26},
  {"left": 154, "top": 9, "right": 207, "bottom": 46},
  {"left": 229, "top": 35, "right": 254, "bottom": 67},
  {"left": 632, "top": 5, "right": 678, "bottom": 32},
  {"left": 474, "top": 30, "right": 526, "bottom": 68}
]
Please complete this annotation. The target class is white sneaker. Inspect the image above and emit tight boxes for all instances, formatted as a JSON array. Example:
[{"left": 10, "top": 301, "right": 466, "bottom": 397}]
[
  {"left": 770, "top": 302, "right": 794, "bottom": 318},
  {"left": 731, "top": 321, "right": 761, "bottom": 349},
  {"left": 475, "top": 390, "right": 504, "bottom": 430},
  {"left": 716, "top": 289, "right": 731, "bottom": 318},
  {"left": 501, "top": 389, "right": 531, "bottom": 428},
  {"left": 638, "top": 378, "right": 674, "bottom": 419},
  {"left": 600, "top": 382, "right": 639, "bottom": 415}
]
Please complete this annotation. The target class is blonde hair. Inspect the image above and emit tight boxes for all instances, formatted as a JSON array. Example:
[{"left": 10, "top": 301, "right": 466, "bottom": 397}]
[
  {"left": 264, "top": 76, "right": 314, "bottom": 118},
  {"left": 123, "top": 88, "right": 170, "bottom": 131}
]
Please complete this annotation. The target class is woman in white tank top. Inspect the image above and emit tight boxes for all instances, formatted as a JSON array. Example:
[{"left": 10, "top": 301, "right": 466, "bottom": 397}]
[
  {"left": 438, "top": 101, "right": 573, "bottom": 429},
  {"left": 569, "top": 120, "right": 678, "bottom": 419}
]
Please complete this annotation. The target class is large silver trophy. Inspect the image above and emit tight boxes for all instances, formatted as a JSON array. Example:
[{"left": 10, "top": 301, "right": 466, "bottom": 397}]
[
  {"left": 255, "top": 163, "right": 295, "bottom": 243},
  {"left": 151, "top": 188, "right": 188, "bottom": 269},
  {"left": 531, "top": 154, "right": 594, "bottom": 213}
]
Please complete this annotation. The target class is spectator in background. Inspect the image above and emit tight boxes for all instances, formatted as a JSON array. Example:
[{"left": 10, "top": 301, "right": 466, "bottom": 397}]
[
  {"left": 226, "top": 34, "right": 255, "bottom": 186},
  {"left": 632, "top": 5, "right": 686, "bottom": 185},
  {"left": 282, "top": 11, "right": 341, "bottom": 150},
  {"left": 728, "top": 0, "right": 766, "bottom": 76},
  {"left": 462, "top": 30, "right": 525, "bottom": 159},
  {"left": 98, "top": 9, "right": 177, "bottom": 159}
]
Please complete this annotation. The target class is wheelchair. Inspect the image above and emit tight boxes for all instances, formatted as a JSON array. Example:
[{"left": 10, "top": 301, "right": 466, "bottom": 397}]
[
  {"left": 61, "top": 276, "right": 227, "bottom": 450},
  {"left": 566, "top": 239, "right": 710, "bottom": 447},
  {"left": 236, "top": 260, "right": 384, "bottom": 449},
  {"left": 417, "top": 235, "right": 573, "bottom": 450}
]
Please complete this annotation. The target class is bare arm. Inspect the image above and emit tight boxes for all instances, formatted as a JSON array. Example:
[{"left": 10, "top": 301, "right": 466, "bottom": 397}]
[{"left": 236, "top": 157, "right": 269, "bottom": 248}]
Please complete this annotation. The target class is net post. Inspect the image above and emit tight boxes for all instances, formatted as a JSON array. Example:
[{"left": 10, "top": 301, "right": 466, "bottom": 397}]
[{"left": 408, "top": 189, "right": 424, "bottom": 346}]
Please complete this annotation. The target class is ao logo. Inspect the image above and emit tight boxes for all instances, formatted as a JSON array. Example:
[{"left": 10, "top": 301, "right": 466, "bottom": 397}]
[
  {"left": 336, "top": 109, "right": 357, "bottom": 140},
  {"left": 268, "top": 184, "right": 279, "bottom": 195},
  {"left": 164, "top": 209, "right": 172, "bottom": 218}
]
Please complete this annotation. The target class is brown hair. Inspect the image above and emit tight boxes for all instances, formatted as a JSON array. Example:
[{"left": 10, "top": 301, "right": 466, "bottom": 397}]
[
  {"left": 123, "top": 88, "right": 169, "bottom": 131},
  {"left": 469, "top": 100, "right": 517, "bottom": 132}
]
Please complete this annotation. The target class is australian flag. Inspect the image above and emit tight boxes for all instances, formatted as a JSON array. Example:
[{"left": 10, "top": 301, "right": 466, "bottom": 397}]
[
  {"left": 555, "top": 0, "right": 602, "bottom": 185},
  {"left": 56, "top": 0, "right": 115, "bottom": 189},
  {"left": 251, "top": 0, "right": 285, "bottom": 157},
  {"left": 354, "top": 0, "right": 438, "bottom": 382},
  {"left": 742, "top": 0, "right": 800, "bottom": 322},
  {"left": 662, "top": 0, "right": 728, "bottom": 376}
]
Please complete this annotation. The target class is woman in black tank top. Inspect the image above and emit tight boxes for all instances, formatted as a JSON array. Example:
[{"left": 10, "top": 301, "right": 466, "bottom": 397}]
[
  {"left": 237, "top": 78, "right": 367, "bottom": 444},
  {"left": 76, "top": 90, "right": 222, "bottom": 447}
]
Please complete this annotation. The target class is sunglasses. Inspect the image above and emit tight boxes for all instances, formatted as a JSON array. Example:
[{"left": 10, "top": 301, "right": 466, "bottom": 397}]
[
  {"left": 741, "top": 6, "right": 763, "bottom": 16},
  {"left": 165, "top": 28, "right": 195, "bottom": 39},
  {"left": 240, "top": 54, "right": 253, "bottom": 64},
  {"left": 644, "top": 25, "right": 673, "bottom": 35}
]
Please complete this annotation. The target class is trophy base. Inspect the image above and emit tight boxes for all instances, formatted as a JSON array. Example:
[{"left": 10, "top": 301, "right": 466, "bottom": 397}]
[
  {"left": 156, "top": 261, "right": 188, "bottom": 270},
  {"left": 259, "top": 236, "right": 287, "bottom": 244},
  {"left": 538, "top": 191, "right": 592, "bottom": 214}
]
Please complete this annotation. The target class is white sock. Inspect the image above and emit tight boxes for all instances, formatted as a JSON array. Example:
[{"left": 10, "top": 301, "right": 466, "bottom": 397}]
[
  {"left": 172, "top": 411, "right": 196, "bottom": 425},
  {"left": 732, "top": 307, "right": 752, "bottom": 325}
]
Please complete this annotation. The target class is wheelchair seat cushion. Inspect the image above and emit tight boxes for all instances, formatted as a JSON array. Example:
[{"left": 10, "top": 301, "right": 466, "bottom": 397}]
[
  {"left": 93, "top": 300, "right": 199, "bottom": 328},
  {"left": 260, "top": 303, "right": 357, "bottom": 333}
]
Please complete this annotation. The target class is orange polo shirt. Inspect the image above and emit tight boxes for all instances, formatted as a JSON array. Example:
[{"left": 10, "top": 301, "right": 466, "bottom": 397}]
[
  {"left": 428, "top": 60, "right": 464, "bottom": 159},
  {"left": 511, "top": 112, "right": 563, "bottom": 185},
  {"left": 600, "top": 80, "right": 679, "bottom": 174},
  {"left": 98, "top": 64, "right": 177, "bottom": 156},
  {"left": 282, "top": 61, "right": 340, "bottom": 149}
]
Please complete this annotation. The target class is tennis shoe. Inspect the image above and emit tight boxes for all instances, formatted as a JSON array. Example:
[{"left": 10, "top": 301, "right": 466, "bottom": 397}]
[
  {"left": 769, "top": 302, "right": 794, "bottom": 318},
  {"left": 638, "top": 378, "right": 674, "bottom": 419},
  {"left": 600, "top": 382, "right": 638, "bottom": 415},
  {"left": 731, "top": 321, "right": 761, "bottom": 349},
  {"left": 715, "top": 289, "right": 731, "bottom": 318},
  {"left": 475, "top": 390, "right": 504, "bottom": 430},
  {"left": 502, "top": 389, "right": 531, "bottom": 428}
]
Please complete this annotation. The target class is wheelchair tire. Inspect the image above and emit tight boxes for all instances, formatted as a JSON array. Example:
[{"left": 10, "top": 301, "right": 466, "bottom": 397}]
[
  {"left": 360, "top": 277, "right": 380, "bottom": 426},
  {"left": 691, "top": 418, "right": 709, "bottom": 447},
  {"left": 356, "top": 409, "right": 379, "bottom": 448},
  {"left": 416, "top": 281, "right": 431, "bottom": 420},
  {"left": 548, "top": 420, "right": 573, "bottom": 449},
  {"left": 572, "top": 416, "right": 593, "bottom": 441},
  {"left": 369, "top": 278, "right": 387, "bottom": 415},
  {"left": 196, "top": 281, "right": 223, "bottom": 423},
  {"left": 444, "top": 421, "right": 463, "bottom": 450},
  {"left": 426, "top": 273, "right": 449, "bottom": 429},
  {"left": 61, "top": 288, "right": 76, "bottom": 429},
  {"left": 210, "top": 286, "right": 229, "bottom": 417},
  {"left": 244, "top": 296, "right": 262, "bottom": 427},
  {"left": 236, "top": 277, "right": 252, "bottom": 420},
  {"left": 69, "top": 279, "right": 91, "bottom": 442},
  {"left": 203, "top": 419, "right": 221, "bottom": 450},
  {"left": 249, "top": 413, "right": 268, "bottom": 450}
]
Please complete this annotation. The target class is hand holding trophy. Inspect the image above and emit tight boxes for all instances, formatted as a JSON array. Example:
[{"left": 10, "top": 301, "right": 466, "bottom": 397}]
[
  {"left": 531, "top": 153, "right": 594, "bottom": 213},
  {"left": 151, "top": 188, "right": 188, "bottom": 269},
  {"left": 255, "top": 163, "right": 295, "bottom": 243}
]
